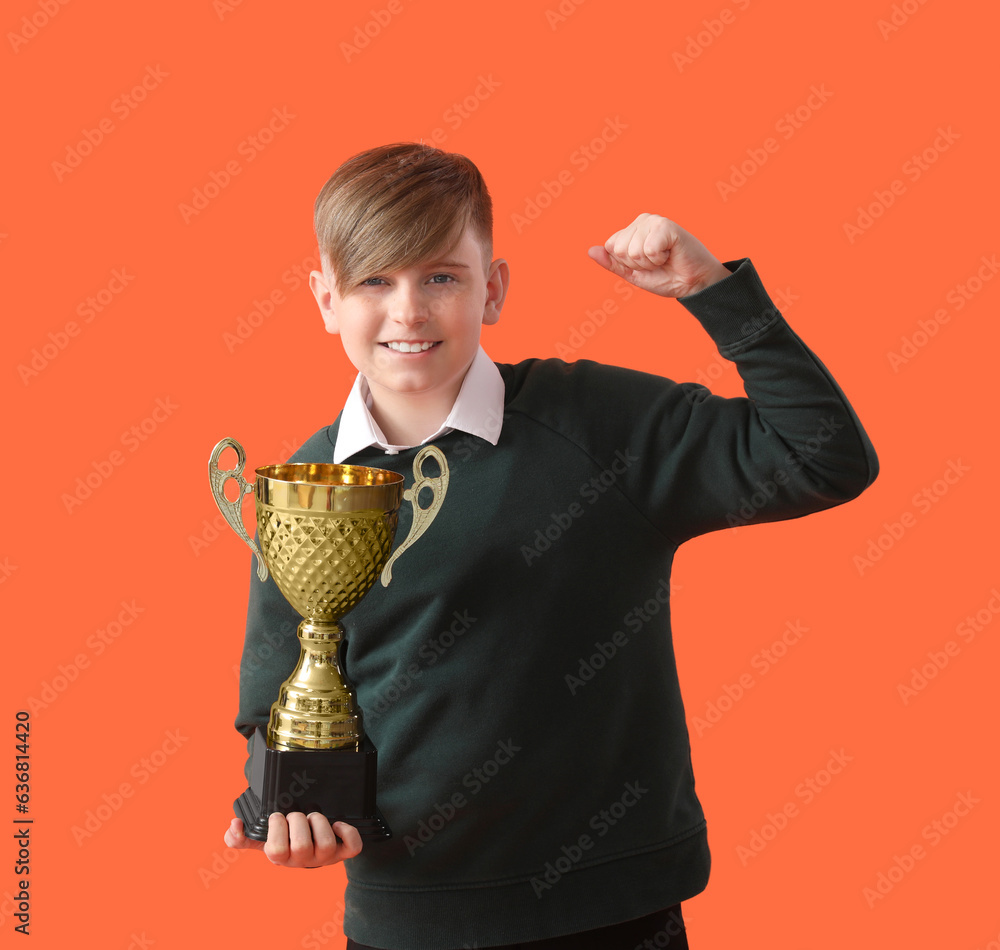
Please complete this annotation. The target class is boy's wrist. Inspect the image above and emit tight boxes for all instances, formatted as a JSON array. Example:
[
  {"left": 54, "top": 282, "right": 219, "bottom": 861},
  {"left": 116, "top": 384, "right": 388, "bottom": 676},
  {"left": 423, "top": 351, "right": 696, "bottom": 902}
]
[
  {"left": 677, "top": 258, "right": 783, "bottom": 351},
  {"left": 683, "top": 260, "right": 738, "bottom": 297},
  {"left": 677, "top": 259, "right": 741, "bottom": 300}
]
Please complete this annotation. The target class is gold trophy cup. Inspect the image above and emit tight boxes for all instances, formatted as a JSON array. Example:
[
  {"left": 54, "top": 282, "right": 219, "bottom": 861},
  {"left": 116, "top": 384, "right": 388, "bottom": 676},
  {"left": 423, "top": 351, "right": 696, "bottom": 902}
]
[{"left": 209, "top": 436, "right": 448, "bottom": 841}]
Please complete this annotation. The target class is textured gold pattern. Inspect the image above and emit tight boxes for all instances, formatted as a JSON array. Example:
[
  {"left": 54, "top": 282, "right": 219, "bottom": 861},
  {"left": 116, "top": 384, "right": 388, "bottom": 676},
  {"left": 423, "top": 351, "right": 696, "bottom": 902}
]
[{"left": 259, "top": 508, "right": 397, "bottom": 622}]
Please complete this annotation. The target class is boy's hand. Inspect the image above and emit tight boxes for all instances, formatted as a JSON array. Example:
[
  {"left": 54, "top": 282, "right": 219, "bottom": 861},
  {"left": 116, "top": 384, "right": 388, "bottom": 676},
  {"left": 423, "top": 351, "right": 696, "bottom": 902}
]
[
  {"left": 588, "top": 213, "right": 732, "bottom": 298},
  {"left": 224, "top": 813, "right": 363, "bottom": 868}
]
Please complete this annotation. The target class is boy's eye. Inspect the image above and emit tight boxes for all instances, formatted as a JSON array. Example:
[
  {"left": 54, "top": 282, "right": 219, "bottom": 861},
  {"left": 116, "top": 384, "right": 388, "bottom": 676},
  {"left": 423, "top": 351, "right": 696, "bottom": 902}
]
[
  {"left": 429, "top": 273, "right": 455, "bottom": 283},
  {"left": 360, "top": 276, "right": 386, "bottom": 286}
]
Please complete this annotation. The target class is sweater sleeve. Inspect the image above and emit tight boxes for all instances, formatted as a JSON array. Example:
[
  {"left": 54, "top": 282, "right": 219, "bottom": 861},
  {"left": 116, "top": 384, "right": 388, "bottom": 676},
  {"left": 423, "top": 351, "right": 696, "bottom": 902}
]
[{"left": 592, "top": 257, "right": 879, "bottom": 545}]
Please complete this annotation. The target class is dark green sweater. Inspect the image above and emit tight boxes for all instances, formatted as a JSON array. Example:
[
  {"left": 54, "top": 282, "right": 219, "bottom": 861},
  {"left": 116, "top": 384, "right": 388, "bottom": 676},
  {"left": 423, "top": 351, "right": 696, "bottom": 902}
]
[{"left": 235, "top": 259, "right": 878, "bottom": 949}]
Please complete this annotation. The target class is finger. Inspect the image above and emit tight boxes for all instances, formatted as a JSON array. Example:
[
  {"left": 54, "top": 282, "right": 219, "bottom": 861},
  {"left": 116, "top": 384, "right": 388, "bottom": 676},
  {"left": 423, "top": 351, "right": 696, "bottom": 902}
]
[
  {"left": 609, "top": 228, "right": 634, "bottom": 265},
  {"left": 642, "top": 232, "right": 671, "bottom": 267},
  {"left": 587, "top": 246, "right": 613, "bottom": 270},
  {"left": 627, "top": 229, "right": 654, "bottom": 269},
  {"left": 263, "top": 812, "right": 292, "bottom": 865},
  {"left": 285, "top": 811, "right": 316, "bottom": 864},
  {"left": 629, "top": 214, "right": 676, "bottom": 270},
  {"left": 307, "top": 813, "right": 342, "bottom": 865},
  {"left": 224, "top": 817, "right": 263, "bottom": 850},
  {"left": 223, "top": 817, "right": 242, "bottom": 848},
  {"left": 332, "top": 821, "right": 364, "bottom": 860},
  {"left": 588, "top": 245, "right": 633, "bottom": 280}
]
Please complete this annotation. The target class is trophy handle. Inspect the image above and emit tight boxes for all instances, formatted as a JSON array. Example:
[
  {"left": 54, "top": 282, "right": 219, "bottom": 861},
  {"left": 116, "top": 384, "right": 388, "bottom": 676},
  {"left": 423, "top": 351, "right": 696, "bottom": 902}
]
[
  {"left": 381, "top": 445, "right": 449, "bottom": 586},
  {"left": 208, "top": 437, "right": 268, "bottom": 581}
]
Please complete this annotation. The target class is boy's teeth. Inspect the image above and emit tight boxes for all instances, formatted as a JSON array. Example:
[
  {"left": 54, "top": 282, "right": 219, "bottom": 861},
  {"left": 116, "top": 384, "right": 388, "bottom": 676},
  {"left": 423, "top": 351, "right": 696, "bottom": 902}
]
[{"left": 386, "top": 341, "right": 437, "bottom": 352}]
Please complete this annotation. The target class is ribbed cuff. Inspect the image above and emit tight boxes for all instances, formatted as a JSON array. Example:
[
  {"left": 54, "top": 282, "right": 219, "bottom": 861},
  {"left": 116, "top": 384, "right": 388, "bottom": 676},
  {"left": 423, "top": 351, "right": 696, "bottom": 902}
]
[{"left": 677, "top": 257, "right": 783, "bottom": 354}]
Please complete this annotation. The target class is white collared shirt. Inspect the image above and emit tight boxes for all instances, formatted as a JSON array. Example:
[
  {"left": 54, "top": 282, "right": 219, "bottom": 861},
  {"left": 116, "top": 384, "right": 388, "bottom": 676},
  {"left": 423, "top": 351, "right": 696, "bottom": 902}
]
[{"left": 332, "top": 346, "right": 506, "bottom": 463}]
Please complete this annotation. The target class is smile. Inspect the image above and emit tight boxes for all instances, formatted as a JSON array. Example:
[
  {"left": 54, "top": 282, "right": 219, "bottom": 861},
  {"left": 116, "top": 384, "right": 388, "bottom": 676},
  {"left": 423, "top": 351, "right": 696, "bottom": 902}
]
[{"left": 382, "top": 341, "right": 441, "bottom": 353}]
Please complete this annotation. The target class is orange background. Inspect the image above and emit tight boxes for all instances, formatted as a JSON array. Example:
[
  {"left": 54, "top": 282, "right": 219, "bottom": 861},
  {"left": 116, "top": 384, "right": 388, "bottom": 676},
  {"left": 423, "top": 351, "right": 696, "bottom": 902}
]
[{"left": 3, "top": 0, "right": 998, "bottom": 946}]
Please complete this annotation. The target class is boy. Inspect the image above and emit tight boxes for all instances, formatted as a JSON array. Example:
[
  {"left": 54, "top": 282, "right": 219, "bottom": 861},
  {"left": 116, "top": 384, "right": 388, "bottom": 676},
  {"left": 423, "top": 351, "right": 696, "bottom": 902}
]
[{"left": 224, "top": 143, "right": 878, "bottom": 950}]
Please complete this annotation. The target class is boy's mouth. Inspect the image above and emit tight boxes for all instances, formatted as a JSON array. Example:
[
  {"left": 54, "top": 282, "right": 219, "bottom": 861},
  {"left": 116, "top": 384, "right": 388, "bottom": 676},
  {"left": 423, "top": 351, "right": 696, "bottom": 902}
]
[{"left": 381, "top": 341, "right": 441, "bottom": 353}]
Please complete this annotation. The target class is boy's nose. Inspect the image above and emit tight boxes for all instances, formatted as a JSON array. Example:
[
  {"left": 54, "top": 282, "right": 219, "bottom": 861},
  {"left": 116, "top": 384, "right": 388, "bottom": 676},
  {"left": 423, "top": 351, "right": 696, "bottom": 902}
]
[{"left": 388, "top": 287, "right": 429, "bottom": 325}]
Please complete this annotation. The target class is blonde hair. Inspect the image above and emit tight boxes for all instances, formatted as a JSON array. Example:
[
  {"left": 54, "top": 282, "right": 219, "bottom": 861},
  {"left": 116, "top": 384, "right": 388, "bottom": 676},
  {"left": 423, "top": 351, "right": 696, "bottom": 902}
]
[{"left": 314, "top": 143, "right": 493, "bottom": 294}]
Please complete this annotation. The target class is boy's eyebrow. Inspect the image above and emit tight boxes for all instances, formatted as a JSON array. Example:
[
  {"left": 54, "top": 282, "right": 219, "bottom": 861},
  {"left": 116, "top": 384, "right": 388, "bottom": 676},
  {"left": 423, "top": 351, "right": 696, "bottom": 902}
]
[{"left": 424, "top": 260, "right": 471, "bottom": 268}]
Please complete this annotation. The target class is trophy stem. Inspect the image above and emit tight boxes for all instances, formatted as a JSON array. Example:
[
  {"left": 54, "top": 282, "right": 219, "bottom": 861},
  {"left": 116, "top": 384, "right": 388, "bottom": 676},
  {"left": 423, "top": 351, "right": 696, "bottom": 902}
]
[{"left": 267, "top": 620, "right": 363, "bottom": 752}]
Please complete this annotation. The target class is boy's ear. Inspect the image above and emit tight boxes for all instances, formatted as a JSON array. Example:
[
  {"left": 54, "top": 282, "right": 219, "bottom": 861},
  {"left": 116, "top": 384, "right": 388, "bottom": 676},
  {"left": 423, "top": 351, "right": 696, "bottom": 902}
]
[
  {"left": 309, "top": 269, "right": 340, "bottom": 335},
  {"left": 482, "top": 258, "right": 510, "bottom": 327}
]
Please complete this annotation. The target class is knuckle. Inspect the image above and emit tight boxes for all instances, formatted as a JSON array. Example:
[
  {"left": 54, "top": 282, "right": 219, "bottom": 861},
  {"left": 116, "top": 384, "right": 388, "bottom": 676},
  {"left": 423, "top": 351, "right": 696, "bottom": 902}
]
[
  {"left": 313, "top": 843, "right": 338, "bottom": 865},
  {"left": 342, "top": 840, "right": 363, "bottom": 859}
]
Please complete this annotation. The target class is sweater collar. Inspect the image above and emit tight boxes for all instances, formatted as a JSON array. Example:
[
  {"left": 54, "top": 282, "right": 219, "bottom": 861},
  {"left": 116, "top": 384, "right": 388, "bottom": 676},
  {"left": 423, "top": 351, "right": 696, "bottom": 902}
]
[{"left": 332, "top": 346, "right": 505, "bottom": 463}]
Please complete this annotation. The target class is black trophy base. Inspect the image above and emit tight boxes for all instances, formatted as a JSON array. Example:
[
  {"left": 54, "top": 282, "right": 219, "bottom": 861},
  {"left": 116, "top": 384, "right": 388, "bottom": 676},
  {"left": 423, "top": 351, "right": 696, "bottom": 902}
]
[{"left": 234, "top": 726, "right": 391, "bottom": 842}]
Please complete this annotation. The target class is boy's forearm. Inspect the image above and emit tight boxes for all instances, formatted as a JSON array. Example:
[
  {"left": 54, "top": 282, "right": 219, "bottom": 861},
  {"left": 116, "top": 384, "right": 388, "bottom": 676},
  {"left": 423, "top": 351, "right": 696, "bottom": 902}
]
[{"left": 606, "top": 257, "right": 878, "bottom": 542}]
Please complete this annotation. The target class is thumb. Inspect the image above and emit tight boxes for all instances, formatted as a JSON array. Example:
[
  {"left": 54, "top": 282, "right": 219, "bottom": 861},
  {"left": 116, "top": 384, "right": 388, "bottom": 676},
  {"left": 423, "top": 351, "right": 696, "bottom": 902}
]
[
  {"left": 225, "top": 816, "right": 265, "bottom": 850},
  {"left": 587, "top": 245, "right": 632, "bottom": 280}
]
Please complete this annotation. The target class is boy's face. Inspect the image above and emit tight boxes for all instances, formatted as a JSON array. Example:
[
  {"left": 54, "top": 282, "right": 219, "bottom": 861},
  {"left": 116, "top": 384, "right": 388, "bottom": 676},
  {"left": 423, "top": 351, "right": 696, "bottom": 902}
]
[{"left": 310, "top": 225, "right": 508, "bottom": 413}]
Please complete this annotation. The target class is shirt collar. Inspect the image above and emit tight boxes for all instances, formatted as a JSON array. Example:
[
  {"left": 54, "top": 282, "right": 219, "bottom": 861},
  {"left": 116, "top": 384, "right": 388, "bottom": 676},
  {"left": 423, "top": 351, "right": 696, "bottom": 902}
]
[{"left": 332, "top": 346, "right": 505, "bottom": 463}]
